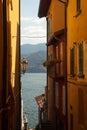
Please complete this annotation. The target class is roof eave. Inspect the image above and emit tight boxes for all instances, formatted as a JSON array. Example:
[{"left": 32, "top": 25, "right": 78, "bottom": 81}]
[{"left": 38, "top": 0, "right": 51, "bottom": 18}]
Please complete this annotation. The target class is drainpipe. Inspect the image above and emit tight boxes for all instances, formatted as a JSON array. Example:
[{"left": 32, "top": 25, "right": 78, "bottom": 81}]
[{"left": 2, "top": 0, "right": 8, "bottom": 129}]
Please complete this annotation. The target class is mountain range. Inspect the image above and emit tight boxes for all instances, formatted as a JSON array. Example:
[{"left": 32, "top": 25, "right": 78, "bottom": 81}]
[
  {"left": 21, "top": 43, "right": 46, "bottom": 56},
  {"left": 21, "top": 43, "right": 46, "bottom": 73}
]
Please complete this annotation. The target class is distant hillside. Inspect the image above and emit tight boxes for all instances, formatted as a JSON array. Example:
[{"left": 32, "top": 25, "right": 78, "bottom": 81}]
[
  {"left": 21, "top": 43, "right": 46, "bottom": 55},
  {"left": 25, "top": 51, "right": 46, "bottom": 73},
  {"left": 21, "top": 43, "right": 46, "bottom": 73}
]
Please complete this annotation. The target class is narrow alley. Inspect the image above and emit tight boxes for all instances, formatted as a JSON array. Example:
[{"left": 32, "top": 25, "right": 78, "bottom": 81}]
[{"left": 0, "top": 0, "right": 87, "bottom": 130}]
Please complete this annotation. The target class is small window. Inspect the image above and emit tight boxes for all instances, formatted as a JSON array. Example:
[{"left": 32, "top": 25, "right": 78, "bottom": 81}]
[
  {"left": 77, "top": 0, "right": 80, "bottom": 11},
  {"left": 70, "top": 47, "right": 74, "bottom": 77},
  {"left": 76, "top": 0, "right": 81, "bottom": 13},
  {"left": 78, "top": 42, "right": 84, "bottom": 78},
  {"left": 74, "top": 0, "right": 81, "bottom": 17},
  {"left": 10, "top": 0, "right": 13, "bottom": 10}
]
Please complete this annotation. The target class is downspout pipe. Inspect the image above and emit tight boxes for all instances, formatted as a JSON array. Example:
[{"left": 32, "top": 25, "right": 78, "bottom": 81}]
[{"left": 2, "top": 0, "right": 8, "bottom": 129}]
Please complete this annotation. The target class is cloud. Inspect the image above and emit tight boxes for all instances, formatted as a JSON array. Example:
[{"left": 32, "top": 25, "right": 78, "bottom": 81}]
[
  {"left": 21, "top": 17, "right": 33, "bottom": 21},
  {"left": 21, "top": 36, "right": 46, "bottom": 45},
  {"left": 21, "top": 16, "right": 46, "bottom": 45},
  {"left": 21, "top": 16, "right": 45, "bottom": 24},
  {"left": 23, "top": 26, "right": 45, "bottom": 34}
]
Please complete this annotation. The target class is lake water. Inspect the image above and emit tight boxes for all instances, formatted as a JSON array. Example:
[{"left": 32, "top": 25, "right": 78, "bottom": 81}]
[{"left": 21, "top": 73, "right": 46, "bottom": 128}]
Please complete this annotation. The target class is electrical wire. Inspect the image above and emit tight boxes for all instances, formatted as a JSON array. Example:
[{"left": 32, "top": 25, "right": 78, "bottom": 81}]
[
  {"left": 12, "top": 35, "right": 46, "bottom": 38},
  {"left": 21, "top": 36, "right": 46, "bottom": 38}
]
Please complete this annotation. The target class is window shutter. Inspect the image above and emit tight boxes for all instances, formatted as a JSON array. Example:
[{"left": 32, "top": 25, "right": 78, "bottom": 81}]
[
  {"left": 78, "top": 43, "right": 84, "bottom": 78},
  {"left": 70, "top": 48, "right": 74, "bottom": 77}
]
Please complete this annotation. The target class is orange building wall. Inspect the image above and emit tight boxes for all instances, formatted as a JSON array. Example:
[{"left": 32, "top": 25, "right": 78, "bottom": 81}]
[
  {"left": 67, "top": 0, "right": 87, "bottom": 130},
  {"left": 47, "top": 0, "right": 65, "bottom": 40}
]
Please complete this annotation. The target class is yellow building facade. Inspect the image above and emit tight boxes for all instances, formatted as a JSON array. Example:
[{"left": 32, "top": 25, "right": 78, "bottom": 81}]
[
  {"left": 67, "top": 0, "right": 87, "bottom": 130},
  {"left": 46, "top": 0, "right": 65, "bottom": 124},
  {"left": 38, "top": 0, "right": 66, "bottom": 129},
  {"left": 47, "top": 0, "right": 65, "bottom": 40},
  {"left": 0, "top": 0, "right": 21, "bottom": 130}
]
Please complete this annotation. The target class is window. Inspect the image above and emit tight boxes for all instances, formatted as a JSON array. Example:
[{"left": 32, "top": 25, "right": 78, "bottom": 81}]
[
  {"left": 60, "top": 42, "right": 64, "bottom": 75},
  {"left": 77, "top": 0, "right": 80, "bottom": 12},
  {"left": 55, "top": 42, "right": 64, "bottom": 76},
  {"left": 76, "top": 0, "right": 81, "bottom": 16},
  {"left": 70, "top": 47, "right": 74, "bottom": 77},
  {"left": 78, "top": 42, "right": 84, "bottom": 78},
  {"left": 62, "top": 85, "right": 66, "bottom": 115},
  {"left": 10, "top": 0, "right": 13, "bottom": 10},
  {"left": 74, "top": 0, "right": 81, "bottom": 17},
  {"left": 55, "top": 82, "right": 59, "bottom": 108}
]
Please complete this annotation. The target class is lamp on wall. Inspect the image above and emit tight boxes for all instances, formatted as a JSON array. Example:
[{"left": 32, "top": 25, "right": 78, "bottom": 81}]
[{"left": 21, "top": 58, "right": 28, "bottom": 74}]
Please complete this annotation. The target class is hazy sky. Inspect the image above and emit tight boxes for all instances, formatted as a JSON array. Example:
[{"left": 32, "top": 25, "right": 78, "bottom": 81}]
[{"left": 21, "top": 0, "right": 46, "bottom": 45}]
